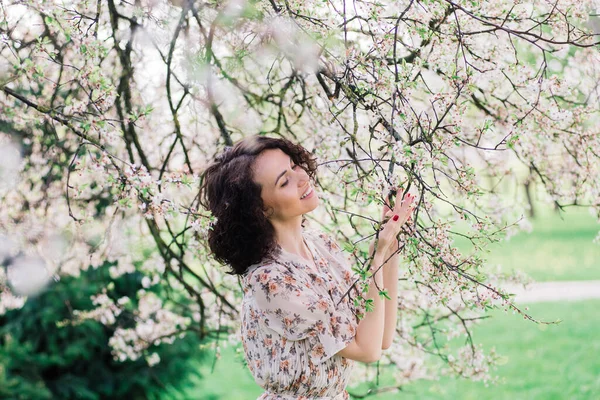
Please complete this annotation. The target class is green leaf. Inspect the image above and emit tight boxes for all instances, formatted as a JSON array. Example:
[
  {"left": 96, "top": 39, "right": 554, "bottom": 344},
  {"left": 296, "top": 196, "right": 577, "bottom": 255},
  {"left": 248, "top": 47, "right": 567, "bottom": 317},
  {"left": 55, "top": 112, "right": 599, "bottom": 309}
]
[
  {"left": 379, "top": 290, "right": 391, "bottom": 300},
  {"left": 364, "top": 298, "right": 374, "bottom": 312}
]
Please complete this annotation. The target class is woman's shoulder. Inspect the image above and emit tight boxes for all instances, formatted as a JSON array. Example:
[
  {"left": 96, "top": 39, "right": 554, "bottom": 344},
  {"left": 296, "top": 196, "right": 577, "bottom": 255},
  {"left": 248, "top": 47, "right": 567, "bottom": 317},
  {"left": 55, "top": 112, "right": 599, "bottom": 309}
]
[{"left": 243, "top": 259, "right": 293, "bottom": 285}]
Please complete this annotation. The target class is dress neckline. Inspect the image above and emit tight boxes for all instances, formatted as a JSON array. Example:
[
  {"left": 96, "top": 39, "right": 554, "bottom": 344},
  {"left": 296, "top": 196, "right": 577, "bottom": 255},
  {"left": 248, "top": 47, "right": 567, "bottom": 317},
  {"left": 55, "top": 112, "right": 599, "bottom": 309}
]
[{"left": 277, "top": 230, "right": 319, "bottom": 273}]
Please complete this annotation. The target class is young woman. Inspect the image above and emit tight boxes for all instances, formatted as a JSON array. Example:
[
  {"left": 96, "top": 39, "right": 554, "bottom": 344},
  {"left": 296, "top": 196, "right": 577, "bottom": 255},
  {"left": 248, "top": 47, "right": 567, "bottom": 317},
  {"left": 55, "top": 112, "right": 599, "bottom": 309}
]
[{"left": 199, "top": 135, "right": 415, "bottom": 399}]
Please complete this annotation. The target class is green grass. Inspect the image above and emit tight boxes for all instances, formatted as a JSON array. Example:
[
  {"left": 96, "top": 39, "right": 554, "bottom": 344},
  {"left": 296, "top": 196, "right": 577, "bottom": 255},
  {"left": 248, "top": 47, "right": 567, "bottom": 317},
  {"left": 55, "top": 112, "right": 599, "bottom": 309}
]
[
  {"left": 455, "top": 206, "right": 600, "bottom": 282},
  {"left": 183, "top": 300, "right": 600, "bottom": 400},
  {"left": 177, "top": 344, "right": 263, "bottom": 400},
  {"left": 348, "top": 299, "right": 600, "bottom": 400}
]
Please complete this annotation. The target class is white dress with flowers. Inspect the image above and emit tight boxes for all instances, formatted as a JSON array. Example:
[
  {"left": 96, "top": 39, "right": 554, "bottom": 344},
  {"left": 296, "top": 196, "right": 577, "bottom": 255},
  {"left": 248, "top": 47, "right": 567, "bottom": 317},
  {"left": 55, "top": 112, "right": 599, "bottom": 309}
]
[{"left": 240, "top": 228, "right": 365, "bottom": 400}]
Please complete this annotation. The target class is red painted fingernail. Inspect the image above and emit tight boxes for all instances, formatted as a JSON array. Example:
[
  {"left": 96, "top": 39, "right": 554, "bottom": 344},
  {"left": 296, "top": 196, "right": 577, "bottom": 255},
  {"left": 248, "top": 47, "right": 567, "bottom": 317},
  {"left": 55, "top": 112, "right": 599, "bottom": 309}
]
[{"left": 393, "top": 215, "right": 399, "bottom": 221}]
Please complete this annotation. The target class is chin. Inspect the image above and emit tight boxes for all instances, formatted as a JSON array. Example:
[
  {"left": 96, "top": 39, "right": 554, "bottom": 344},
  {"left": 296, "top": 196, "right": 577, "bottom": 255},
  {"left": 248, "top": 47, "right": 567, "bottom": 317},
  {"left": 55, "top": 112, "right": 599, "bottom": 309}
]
[
  {"left": 306, "top": 194, "right": 320, "bottom": 212},
  {"left": 298, "top": 194, "right": 317, "bottom": 213}
]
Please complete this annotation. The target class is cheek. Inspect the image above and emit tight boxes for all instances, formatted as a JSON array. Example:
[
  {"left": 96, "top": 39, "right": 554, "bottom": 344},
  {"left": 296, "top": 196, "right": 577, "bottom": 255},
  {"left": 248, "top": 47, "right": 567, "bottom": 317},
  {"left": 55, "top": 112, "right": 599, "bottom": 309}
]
[
  {"left": 275, "top": 186, "right": 303, "bottom": 210},
  {"left": 282, "top": 187, "right": 299, "bottom": 204},
  {"left": 260, "top": 189, "right": 276, "bottom": 210},
  {"left": 265, "top": 188, "right": 296, "bottom": 212}
]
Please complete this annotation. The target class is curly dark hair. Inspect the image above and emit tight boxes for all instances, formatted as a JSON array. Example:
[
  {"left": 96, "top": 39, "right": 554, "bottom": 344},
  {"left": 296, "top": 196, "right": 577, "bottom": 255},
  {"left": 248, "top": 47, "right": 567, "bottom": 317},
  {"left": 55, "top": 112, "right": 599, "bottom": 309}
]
[{"left": 199, "top": 135, "right": 318, "bottom": 275}]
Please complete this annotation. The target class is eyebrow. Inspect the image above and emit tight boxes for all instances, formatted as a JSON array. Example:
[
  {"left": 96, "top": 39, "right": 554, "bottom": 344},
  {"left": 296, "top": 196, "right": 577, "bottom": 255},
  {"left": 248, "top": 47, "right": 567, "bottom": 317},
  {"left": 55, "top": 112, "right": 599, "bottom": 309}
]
[
  {"left": 274, "top": 170, "right": 287, "bottom": 187},
  {"left": 274, "top": 156, "right": 293, "bottom": 187}
]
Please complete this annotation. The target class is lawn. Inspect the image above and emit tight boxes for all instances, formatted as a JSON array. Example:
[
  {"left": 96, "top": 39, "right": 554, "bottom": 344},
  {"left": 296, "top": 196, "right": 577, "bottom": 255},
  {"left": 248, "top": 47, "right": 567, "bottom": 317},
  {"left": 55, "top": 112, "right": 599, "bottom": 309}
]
[
  {"left": 347, "top": 299, "right": 600, "bottom": 400},
  {"left": 180, "top": 299, "right": 600, "bottom": 400},
  {"left": 454, "top": 206, "right": 600, "bottom": 282}
]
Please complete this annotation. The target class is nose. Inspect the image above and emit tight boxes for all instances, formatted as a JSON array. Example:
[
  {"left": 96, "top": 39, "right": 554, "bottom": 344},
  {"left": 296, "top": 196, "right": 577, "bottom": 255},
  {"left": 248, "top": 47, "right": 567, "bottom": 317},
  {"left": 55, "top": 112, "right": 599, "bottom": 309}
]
[{"left": 296, "top": 168, "right": 309, "bottom": 186}]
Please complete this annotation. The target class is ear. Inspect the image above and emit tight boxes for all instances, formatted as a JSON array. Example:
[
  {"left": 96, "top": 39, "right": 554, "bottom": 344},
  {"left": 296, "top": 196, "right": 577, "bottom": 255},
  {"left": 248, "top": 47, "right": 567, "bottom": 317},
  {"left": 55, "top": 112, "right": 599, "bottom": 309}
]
[{"left": 263, "top": 205, "right": 274, "bottom": 219}]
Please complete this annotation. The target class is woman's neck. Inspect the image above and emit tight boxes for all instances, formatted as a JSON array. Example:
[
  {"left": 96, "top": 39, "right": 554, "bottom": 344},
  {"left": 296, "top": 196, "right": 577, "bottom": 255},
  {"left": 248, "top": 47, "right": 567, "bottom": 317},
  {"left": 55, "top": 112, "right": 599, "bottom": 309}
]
[{"left": 271, "top": 217, "right": 310, "bottom": 260}]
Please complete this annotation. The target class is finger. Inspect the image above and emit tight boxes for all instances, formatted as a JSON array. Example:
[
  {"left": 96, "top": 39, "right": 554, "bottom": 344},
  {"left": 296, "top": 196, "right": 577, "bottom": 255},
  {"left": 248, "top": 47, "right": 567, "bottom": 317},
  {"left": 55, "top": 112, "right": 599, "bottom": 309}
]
[
  {"left": 395, "top": 192, "right": 414, "bottom": 214},
  {"left": 380, "top": 205, "right": 390, "bottom": 222},
  {"left": 395, "top": 188, "right": 404, "bottom": 208},
  {"left": 390, "top": 190, "right": 403, "bottom": 214},
  {"left": 407, "top": 205, "right": 417, "bottom": 220},
  {"left": 396, "top": 200, "right": 416, "bottom": 224},
  {"left": 404, "top": 202, "right": 416, "bottom": 216},
  {"left": 382, "top": 203, "right": 392, "bottom": 220}
]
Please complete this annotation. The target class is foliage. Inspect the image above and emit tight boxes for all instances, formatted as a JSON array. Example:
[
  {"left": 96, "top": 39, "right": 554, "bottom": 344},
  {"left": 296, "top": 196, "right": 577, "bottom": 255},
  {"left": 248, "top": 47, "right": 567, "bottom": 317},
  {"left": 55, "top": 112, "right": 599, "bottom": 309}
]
[{"left": 0, "top": 263, "right": 206, "bottom": 400}]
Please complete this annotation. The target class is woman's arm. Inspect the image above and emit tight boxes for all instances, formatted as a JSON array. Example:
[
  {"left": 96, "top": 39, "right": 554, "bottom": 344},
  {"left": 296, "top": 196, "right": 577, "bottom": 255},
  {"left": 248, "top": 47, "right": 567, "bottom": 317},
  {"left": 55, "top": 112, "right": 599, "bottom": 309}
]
[
  {"left": 381, "top": 244, "right": 400, "bottom": 349},
  {"left": 336, "top": 250, "right": 387, "bottom": 363},
  {"left": 338, "top": 191, "right": 415, "bottom": 363},
  {"left": 368, "top": 239, "right": 400, "bottom": 350}
]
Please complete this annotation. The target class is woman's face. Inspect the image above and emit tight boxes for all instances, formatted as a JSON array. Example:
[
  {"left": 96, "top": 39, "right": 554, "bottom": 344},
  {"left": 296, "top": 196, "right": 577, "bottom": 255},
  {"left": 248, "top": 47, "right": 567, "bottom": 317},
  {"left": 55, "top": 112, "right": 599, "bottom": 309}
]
[{"left": 252, "top": 148, "right": 319, "bottom": 222}]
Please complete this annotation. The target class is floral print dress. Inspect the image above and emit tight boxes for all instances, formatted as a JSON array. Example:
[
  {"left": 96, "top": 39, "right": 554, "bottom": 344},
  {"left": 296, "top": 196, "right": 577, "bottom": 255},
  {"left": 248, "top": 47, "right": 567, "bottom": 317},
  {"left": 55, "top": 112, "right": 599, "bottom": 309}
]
[{"left": 241, "top": 228, "right": 365, "bottom": 400}]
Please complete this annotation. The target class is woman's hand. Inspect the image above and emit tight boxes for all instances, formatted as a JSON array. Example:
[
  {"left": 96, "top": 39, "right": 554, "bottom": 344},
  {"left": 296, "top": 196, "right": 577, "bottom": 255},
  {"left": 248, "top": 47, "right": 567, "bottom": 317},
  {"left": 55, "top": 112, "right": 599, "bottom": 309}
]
[{"left": 376, "top": 189, "right": 416, "bottom": 255}]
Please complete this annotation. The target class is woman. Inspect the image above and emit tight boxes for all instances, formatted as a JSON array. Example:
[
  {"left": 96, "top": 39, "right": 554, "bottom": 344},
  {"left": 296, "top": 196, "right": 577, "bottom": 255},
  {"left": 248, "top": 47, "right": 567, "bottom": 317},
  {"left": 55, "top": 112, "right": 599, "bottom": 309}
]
[{"left": 199, "top": 135, "right": 415, "bottom": 399}]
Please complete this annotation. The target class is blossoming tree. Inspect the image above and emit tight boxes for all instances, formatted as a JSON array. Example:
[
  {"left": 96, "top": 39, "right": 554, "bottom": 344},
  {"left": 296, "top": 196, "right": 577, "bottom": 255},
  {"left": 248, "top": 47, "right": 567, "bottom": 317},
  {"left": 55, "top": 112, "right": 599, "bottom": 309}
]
[{"left": 1, "top": 0, "right": 599, "bottom": 394}]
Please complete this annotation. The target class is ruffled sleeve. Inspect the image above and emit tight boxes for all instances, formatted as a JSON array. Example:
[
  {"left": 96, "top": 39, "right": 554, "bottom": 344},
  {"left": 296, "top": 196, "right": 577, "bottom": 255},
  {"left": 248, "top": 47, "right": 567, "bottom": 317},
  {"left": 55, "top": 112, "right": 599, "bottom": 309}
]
[{"left": 245, "top": 262, "right": 357, "bottom": 365}]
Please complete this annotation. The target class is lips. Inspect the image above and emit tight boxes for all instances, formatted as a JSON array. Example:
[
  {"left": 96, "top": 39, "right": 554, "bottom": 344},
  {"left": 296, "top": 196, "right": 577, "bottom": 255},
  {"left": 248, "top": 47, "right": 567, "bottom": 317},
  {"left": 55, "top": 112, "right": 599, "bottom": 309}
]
[{"left": 300, "top": 185, "right": 313, "bottom": 200}]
